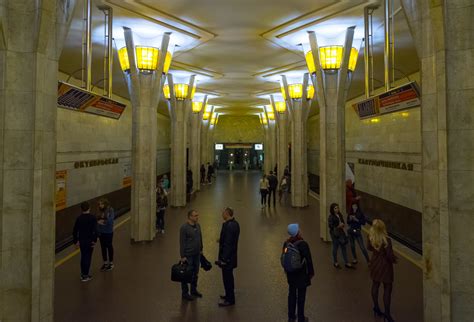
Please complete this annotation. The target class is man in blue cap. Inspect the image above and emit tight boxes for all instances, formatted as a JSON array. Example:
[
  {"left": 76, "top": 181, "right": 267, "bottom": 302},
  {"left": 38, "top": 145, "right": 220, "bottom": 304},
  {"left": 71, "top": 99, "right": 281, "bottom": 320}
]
[{"left": 282, "top": 223, "right": 314, "bottom": 322}]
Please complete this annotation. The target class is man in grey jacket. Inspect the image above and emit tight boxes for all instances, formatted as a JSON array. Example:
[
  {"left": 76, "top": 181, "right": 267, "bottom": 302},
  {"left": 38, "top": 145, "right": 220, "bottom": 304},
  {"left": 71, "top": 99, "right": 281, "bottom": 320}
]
[{"left": 179, "top": 209, "right": 203, "bottom": 301}]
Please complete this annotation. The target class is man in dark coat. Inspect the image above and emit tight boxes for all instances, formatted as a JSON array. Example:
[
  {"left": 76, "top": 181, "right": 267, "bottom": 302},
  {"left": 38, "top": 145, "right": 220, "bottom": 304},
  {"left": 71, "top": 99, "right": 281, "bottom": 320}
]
[
  {"left": 73, "top": 201, "right": 98, "bottom": 282},
  {"left": 283, "top": 223, "right": 314, "bottom": 322},
  {"left": 217, "top": 207, "right": 240, "bottom": 307},
  {"left": 267, "top": 170, "right": 279, "bottom": 207}
]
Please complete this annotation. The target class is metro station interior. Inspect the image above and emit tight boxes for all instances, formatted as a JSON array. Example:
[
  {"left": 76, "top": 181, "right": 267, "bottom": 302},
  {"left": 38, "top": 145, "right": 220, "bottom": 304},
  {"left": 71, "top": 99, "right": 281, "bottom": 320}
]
[{"left": 0, "top": 0, "right": 473, "bottom": 321}]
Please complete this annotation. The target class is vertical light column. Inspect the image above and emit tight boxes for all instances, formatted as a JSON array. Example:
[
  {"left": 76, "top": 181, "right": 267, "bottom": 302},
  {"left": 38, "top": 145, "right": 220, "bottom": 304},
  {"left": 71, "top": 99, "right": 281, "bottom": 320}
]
[
  {"left": 271, "top": 96, "right": 289, "bottom": 177},
  {"left": 189, "top": 96, "right": 207, "bottom": 191},
  {"left": 307, "top": 28, "right": 355, "bottom": 241},
  {"left": 281, "top": 74, "right": 313, "bottom": 207},
  {"left": 0, "top": 1, "right": 76, "bottom": 320},
  {"left": 167, "top": 75, "right": 194, "bottom": 206},
  {"left": 122, "top": 29, "right": 171, "bottom": 241}
]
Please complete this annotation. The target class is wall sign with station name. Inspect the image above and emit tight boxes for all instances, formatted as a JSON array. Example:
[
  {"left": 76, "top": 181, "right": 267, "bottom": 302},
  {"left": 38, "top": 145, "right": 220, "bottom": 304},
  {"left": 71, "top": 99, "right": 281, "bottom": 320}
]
[
  {"left": 358, "top": 158, "right": 414, "bottom": 171},
  {"left": 74, "top": 158, "right": 119, "bottom": 169}
]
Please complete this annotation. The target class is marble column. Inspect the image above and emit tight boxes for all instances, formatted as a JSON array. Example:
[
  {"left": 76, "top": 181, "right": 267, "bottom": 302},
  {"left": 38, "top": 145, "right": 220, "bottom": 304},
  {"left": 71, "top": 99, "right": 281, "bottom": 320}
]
[
  {"left": 123, "top": 30, "right": 170, "bottom": 241},
  {"left": 189, "top": 97, "right": 207, "bottom": 191},
  {"left": 307, "top": 28, "right": 355, "bottom": 241},
  {"left": 282, "top": 74, "right": 313, "bottom": 207},
  {"left": 167, "top": 75, "right": 194, "bottom": 206},
  {"left": 264, "top": 119, "right": 276, "bottom": 175},
  {"left": 401, "top": 1, "right": 474, "bottom": 320},
  {"left": 200, "top": 106, "right": 214, "bottom": 166},
  {"left": 271, "top": 97, "right": 289, "bottom": 177},
  {"left": 0, "top": 1, "right": 75, "bottom": 320}
]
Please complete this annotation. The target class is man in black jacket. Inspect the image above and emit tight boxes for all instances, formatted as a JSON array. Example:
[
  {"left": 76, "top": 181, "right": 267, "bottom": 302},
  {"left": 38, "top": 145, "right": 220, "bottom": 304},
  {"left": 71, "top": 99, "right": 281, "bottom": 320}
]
[
  {"left": 283, "top": 223, "right": 314, "bottom": 322},
  {"left": 267, "top": 171, "right": 279, "bottom": 207},
  {"left": 73, "top": 201, "right": 98, "bottom": 282},
  {"left": 217, "top": 207, "right": 240, "bottom": 307}
]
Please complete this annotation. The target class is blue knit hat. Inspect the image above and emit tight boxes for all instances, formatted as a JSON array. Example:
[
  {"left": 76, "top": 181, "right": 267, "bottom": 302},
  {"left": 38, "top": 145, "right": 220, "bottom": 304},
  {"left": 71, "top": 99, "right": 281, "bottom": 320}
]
[{"left": 287, "top": 223, "right": 299, "bottom": 237}]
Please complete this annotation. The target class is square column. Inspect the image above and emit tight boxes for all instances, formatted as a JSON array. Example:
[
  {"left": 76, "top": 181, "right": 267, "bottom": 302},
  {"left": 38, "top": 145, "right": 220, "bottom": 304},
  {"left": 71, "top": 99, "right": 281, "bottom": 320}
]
[
  {"left": 0, "top": 1, "right": 75, "bottom": 320},
  {"left": 189, "top": 98, "right": 206, "bottom": 191}
]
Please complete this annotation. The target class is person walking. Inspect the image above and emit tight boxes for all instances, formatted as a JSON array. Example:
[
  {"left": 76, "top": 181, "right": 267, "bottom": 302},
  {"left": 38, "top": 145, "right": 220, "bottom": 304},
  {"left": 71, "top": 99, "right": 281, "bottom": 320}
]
[
  {"left": 347, "top": 203, "right": 370, "bottom": 263},
  {"left": 267, "top": 170, "right": 278, "bottom": 207},
  {"left": 97, "top": 198, "right": 115, "bottom": 272},
  {"left": 207, "top": 162, "right": 213, "bottom": 184},
  {"left": 156, "top": 186, "right": 168, "bottom": 234},
  {"left": 328, "top": 203, "right": 354, "bottom": 269},
  {"left": 279, "top": 175, "right": 289, "bottom": 205},
  {"left": 259, "top": 174, "right": 269, "bottom": 208},
  {"left": 72, "top": 201, "right": 98, "bottom": 282},
  {"left": 179, "top": 210, "right": 203, "bottom": 301},
  {"left": 200, "top": 164, "right": 206, "bottom": 185},
  {"left": 368, "top": 219, "right": 397, "bottom": 322},
  {"left": 217, "top": 207, "right": 240, "bottom": 307},
  {"left": 283, "top": 224, "right": 314, "bottom": 322}
]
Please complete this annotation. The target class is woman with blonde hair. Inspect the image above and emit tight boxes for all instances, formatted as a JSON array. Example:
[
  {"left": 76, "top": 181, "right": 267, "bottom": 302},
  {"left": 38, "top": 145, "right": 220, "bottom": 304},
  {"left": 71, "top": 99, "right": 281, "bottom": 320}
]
[{"left": 368, "top": 219, "right": 397, "bottom": 322}]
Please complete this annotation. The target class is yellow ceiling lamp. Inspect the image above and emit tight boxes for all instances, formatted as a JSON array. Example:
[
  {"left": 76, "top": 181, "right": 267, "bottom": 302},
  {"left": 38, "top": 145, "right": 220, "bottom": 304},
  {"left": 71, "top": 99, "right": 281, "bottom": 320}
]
[
  {"left": 192, "top": 101, "right": 203, "bottom": 113},
  {"left": 162, "top": 84, "right": 190, "bottom": 100},
  {"left": 281, "top": 84, "right": 315, "bottom": 100},
  {"left": 203, "top": 111, "right": 210, "bottom": 120},
  {"left": 118, "top": 46, "right": 173, "bottom": 73},
  {"left": 305, "top": 47, "right": 358, "bottom": 73},
  {"left": 275, "top": 101, "right": 286, "bottom": 113},
  {"left": 261, "top": 113, "right": 268, "bottom": 125}
]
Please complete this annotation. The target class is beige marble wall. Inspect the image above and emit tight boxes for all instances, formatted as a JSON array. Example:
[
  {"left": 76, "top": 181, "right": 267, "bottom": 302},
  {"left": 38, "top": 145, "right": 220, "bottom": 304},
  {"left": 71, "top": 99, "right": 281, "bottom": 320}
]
[
  {"left": 56, "top": 73, "right": 171, "bottom": 208},
  {"left": 308, "top": 72, "right": 422, "bottom": 211},
  {"left": 213, "top": 115, "right": 264, "bottom": 143}
]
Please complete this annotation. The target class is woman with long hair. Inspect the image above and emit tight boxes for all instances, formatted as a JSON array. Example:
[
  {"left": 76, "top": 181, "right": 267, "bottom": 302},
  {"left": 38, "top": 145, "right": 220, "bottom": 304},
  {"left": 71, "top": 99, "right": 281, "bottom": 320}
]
[
  {"left": 259, "top": 174, "right": 269, "bottom": 208},
  {"left": 97, "top": 198, "right": 115, "bottom": 271},
  {"left": 328, "top": 203, "right": 354, "bottom": 269},
  {"left": 368, "top": 219, "right": 397, "bottom": 322},
  {"left": 347, "top": 203, "right": 370, "bottom": 263}
]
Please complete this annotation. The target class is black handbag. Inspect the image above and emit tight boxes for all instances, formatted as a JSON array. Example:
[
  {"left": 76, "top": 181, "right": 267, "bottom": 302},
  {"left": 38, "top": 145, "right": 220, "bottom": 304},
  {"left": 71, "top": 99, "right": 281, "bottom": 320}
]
[
  {"left": 171, "top": 261, "right": 193, "bottom": 283},
  {"left": 200, "top": 254, "right": 212, "bottom": 271}
]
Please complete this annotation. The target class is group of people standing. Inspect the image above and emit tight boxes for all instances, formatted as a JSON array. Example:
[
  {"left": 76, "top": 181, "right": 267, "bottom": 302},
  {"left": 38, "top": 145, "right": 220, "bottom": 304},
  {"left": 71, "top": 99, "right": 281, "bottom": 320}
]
[
  {"left": 72, "top": 199, "right": 115, "bottom": 282},
  {"left": 200, "top": 162, "right": 215, "bottom": 185},
  {"left": 259, "top": 166, "right": 291, "bottom": 208}
]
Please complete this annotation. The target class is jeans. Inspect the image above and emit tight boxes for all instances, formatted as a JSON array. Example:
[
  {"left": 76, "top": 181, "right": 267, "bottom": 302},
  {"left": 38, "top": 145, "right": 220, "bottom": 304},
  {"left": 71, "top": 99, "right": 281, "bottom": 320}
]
[
  {"left": 181, "top": 254, "right": 200, "bottom": 296},
  {"left": 288, "top": 285, "right": 307, "bottom": 322},
  {"left": 156, "top": 209, "right": 165, "bottom": 230},
  {"left": 79, "top": 241, "right": 94, "bottom": 276},
  {"left": 260, "top": 189, "right": 268, "bottom": 205},
  {"left": 99, "top": 233, "right": 114, "bottom": 262},
  {"left": 349, "top": 232, "right": 369, "bottom": 261},
  {"left": 268, "top": 187, "right": 277, "bottom": 206},
  {"left": 222, "top": 267, "right": 235, "bottom": 303},
  {"left": 331, "top": 235, "right": 349, "bottom": 264}
]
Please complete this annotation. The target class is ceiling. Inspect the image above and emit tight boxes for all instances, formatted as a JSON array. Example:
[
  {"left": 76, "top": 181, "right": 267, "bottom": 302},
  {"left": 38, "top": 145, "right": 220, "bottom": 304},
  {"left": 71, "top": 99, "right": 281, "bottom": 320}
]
[{"left": 59, "top": 0, "right": 419, "bottom": 117}]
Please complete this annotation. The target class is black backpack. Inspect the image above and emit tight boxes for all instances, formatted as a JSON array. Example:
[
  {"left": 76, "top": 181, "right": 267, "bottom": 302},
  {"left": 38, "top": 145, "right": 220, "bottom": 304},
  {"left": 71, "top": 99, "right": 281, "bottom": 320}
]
[{"left": 281, "top": 240, "right": 305, "bottom": 273}]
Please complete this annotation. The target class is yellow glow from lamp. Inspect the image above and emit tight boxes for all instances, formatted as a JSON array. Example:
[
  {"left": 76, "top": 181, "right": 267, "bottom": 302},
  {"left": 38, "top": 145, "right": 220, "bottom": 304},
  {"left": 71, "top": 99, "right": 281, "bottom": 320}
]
[
  {"left": 203, "top": 112, "right": 210, "bottom": 120},
  {"left": 192, "top": 102, "right": 203, "bottom": 113},
  {"left": 306, "top": 46, "right": 358, "bottom": 72},
  {"left": 118, "top": 46, "right": 172, "bottom": 73},
  {"left": 275, "top": 101, "right": 286, "bottom": 113},
  {"left": 267, "top": 112, "right": 275, "bottom": 120},
  {"left": 284, "top": 84, "right": 315, "bottom": 99},
  {"left": 370, "top": 118, "right": 380, "bottom": 123},
  {"left": 118, "top": 47, "right": 130, "bottom": 71}
]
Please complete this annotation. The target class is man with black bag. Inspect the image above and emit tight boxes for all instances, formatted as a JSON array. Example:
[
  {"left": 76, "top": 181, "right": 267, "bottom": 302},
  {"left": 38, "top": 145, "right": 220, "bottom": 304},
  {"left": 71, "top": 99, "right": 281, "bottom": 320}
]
[
  {"left": 281, "top": 224, "right": 314, "bottom": 322},
  {"left": 216, "top": 207, "right": 240, "bottom": 307},
  {"left": 179, "top": 209, "right": 203, "bottom": 301}
]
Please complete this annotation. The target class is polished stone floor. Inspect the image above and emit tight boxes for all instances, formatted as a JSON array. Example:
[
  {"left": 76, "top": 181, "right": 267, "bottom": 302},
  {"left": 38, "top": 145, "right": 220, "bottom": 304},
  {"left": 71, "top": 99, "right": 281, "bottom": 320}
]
[{"left": 55, "top": 171, "right": 423, "bottom": 322}]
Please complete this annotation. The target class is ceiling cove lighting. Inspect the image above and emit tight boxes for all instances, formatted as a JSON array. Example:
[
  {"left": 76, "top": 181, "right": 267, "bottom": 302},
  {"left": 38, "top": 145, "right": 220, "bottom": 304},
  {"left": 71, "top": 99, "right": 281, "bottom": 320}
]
[
  {"left": 305, "top": 47, "right": 358, "bottom": 73},
  {"left": 275, "top": 101, "right": 286, "bottom": 113},
  {"left": 192, "top": 101, "right": 203, "bottom": 113},
  {"left": 118, "top": 47, "right": 173, "bottom": 73}
]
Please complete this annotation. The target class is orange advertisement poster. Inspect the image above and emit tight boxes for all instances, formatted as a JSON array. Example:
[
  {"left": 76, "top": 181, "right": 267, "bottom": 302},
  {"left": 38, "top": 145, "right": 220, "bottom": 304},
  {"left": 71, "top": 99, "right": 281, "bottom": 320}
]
[{"left": 56, "top": 170, "right": 67, "bottom": 211}]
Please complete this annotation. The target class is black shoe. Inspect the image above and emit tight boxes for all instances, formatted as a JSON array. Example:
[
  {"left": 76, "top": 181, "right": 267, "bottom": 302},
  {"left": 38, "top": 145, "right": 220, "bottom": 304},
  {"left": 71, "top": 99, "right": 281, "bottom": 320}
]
[
  {"left": 288, "top": 318, "right": 296, "bottom": 322},
  {"left": 100, "top": 264, "right": 108, "bottom": 272},
  {"left": 106, "top": 263, "right": 114, "bottom": 271},
  {"left": 333, "top": 262, "right": 341, "bottom": 269},
  {"left": 384, "top": 313, "right": 395, "bottom": 322},
  {"left": 218, "top": 300, "right": 235, "bottom": 307},
  {"left": 191, "top": 291, "right": 203, "bottom": 298},
  {"left": 373, "top": 307, "right": 384, "bottom": 317},
  {"left": 182, "top": 294, "right": 195, "bottom": 301},
  {"left": 220, "top": 295, "right": 227, "bottom": 300},
  {"left": 345, "top": 263, "right": 356, "bottom": 269}
]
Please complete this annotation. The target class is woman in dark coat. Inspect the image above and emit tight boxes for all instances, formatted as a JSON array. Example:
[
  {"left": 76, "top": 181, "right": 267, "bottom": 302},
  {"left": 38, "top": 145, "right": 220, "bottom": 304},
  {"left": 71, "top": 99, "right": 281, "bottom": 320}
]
[
  {"left": 283, "top": 224, "right": 314, "bottom": 322},
  {"left": 347, "top": 203, "right": 370, "bottom": 263},
  {"left": 328, "top": 203, "right": 354, "bottom": 269},
  {"left": 368, "top": 219, "right": 397, "bottom": 322}
]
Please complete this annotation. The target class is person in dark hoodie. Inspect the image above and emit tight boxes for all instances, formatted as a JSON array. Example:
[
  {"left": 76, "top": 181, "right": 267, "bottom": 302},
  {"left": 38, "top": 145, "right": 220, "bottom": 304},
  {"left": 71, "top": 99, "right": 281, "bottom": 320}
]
[
  {"left": 97, "top": 198, "right": 115, "bottom": 271},
  {"left": 347, "top": 202, "right": 370, "bottom": 263},
  {"left": 283, "top": 223, "right": 314, "bottom": 322},
  {"left": 73, "top": 201, "right": 98, "bottom": 282}
]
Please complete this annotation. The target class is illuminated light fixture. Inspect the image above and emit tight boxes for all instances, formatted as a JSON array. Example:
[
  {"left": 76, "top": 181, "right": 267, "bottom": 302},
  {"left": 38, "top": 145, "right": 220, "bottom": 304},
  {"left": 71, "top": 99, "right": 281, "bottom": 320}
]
[
  {"left": 203, "top": 112, "right": 210, "bottom": 120},
  {"left": 401, "top": 112, "right": 410, "bottom": 117},
  {"left": 267, "top": 112, "right": 275, "bottom": 120},
  {"left": 261, "top": 113, "right": 268, "bottom": 125},
  {"left": 370, "top": 118, "right": 380, "bottom": 123},
  {"left": 190, "top": 83, "right": 197, "bottom": 100},
  {"left": 192, "top": 101, "right": 203, "bottom": 113},
  {"left": 305, "top": 47, "right": 358, "bottom": 72},
  {"left": 275, "top": 101, "right": 286, "bottom": 113},
  {"left": 162, "top": 84, "right": 189, "bottom": 100},
  {"left": 118, "top": 47, "right": 173, "bottom": 73},
  {"left": 282, "top": 84, "right": 315, "bottom": 100}
]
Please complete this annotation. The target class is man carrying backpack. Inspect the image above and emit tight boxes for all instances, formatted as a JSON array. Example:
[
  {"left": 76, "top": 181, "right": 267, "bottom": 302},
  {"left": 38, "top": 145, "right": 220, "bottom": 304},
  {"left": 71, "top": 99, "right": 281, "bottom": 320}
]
[{"left": 281, "top": 223, "right": 314, "bottom": 322}]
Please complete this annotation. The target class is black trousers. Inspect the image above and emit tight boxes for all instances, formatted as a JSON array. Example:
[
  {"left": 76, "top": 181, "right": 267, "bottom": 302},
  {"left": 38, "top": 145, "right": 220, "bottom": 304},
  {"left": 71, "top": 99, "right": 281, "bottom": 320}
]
[
  {"left": 79, "top": 242, "right": 94, "bottom": 276},
  {"left": 222, "top": 267, "right": 235, "bottom": 303},
  {"left": 268, "top": 187, "right": 277, "bottom": 206},
  {"left": 156, "top": 209, "right": 165, "bottom": 230},
  {"left": 99, "top": 233, "right": 114, "bottom": 262},
  {"left": 288, "top": 285, "right": 307, "bottom": 322},
  {"left": 260, "top": 189, "right": 268, "bottom": 205}
]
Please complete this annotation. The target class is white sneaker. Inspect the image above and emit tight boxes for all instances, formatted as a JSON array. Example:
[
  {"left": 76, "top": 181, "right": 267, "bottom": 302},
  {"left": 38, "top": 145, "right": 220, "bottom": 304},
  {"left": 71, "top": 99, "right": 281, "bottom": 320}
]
[{"left": 161, "top": 230, "right": 165, "bottom": 234}]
